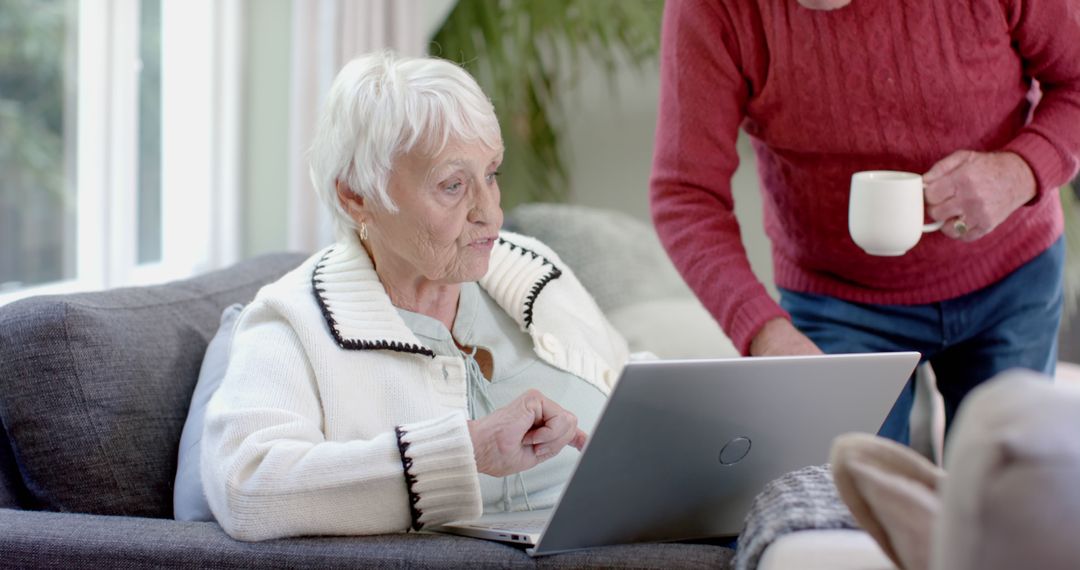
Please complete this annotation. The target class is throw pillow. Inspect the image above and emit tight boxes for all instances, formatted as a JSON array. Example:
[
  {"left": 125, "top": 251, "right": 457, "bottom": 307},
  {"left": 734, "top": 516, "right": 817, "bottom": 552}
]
[{"left": 173, "top": 303, "right": 243, "bottom": 521}]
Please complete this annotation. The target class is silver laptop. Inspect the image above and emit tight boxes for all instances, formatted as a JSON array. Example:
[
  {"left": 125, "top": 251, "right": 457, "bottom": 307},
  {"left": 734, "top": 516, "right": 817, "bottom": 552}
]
[{"left": 436, "top": 352, "right": 919, "bottom": 556}]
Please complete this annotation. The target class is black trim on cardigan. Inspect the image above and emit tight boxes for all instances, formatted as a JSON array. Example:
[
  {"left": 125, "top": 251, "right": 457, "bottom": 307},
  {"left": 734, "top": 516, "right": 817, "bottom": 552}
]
[
  {"left": 496, "top": 237, "right": 562, "bottom": 329},
  {"left": 311, "top": 249, "right": 437, "bottom": 358},
  {"left": 311, "top": 238, "right": 562, "bottom": 352},
  {"left": 394, "top": 426, "right": 424, "bottom": 532}
]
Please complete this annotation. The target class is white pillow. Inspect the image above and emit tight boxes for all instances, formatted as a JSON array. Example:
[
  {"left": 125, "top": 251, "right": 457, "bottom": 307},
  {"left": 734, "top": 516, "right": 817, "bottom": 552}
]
[
  {"left": 607, "top": 296, "right": 739, "bottom": 359},
  {"left": 173, "top": 303, "right": 243, "bottom": 521}
]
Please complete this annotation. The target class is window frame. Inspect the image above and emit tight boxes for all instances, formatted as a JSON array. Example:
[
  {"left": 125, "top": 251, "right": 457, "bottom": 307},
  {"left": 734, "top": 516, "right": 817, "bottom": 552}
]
[{"left": 0, "top": 0, "right": 242, "bottom": 307}]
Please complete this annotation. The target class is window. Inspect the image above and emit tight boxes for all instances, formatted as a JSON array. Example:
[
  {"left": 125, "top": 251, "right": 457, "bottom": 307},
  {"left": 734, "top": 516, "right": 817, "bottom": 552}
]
[
  {"left": 0, "top": 0, "right": 241, "bottom": 306},
  {"left": 0, "top": 0, "right": 78, "bottom": 293}
]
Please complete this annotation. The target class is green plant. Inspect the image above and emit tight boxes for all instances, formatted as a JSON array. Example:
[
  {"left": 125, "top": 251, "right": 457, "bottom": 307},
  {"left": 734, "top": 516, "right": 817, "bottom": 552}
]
[{"left": 430, "top": 0, "right": 663, "bottom": 210}]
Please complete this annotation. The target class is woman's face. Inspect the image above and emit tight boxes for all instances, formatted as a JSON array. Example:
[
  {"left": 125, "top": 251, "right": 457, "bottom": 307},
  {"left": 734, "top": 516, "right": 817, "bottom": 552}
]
[{"left": 363, "top": 139, "right": 504, "bottom": 286}]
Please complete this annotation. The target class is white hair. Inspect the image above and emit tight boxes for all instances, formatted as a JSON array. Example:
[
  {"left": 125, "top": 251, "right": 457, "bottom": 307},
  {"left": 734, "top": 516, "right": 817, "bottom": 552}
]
[{"left": 308, "top": 51, "right": 503, "bottom": 241}]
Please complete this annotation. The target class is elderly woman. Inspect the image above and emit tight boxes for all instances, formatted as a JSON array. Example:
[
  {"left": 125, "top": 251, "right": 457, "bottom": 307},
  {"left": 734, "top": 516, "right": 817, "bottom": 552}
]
[{"left": 200, "top": 51, "right": 629, "bottom": 541}]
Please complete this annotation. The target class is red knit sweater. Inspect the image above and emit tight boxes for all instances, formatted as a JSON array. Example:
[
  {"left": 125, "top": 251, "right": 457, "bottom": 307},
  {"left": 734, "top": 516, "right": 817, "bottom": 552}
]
[{"left": 650, "top": 0, "right": 1080, "bottom": 355}]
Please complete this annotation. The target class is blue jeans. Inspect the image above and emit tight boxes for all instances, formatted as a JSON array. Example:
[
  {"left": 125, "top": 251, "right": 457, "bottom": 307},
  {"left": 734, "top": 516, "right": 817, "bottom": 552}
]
[{"left": 779, "top": 237, "right": 1064, "bottom": 444}]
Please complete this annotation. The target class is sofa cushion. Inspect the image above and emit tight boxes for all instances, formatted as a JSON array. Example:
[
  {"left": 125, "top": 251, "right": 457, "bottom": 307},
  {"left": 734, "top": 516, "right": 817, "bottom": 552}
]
[
  {"left": 756, "top": 529, "right": 893, "bottom": 570},
  {"left": 607, "top": 297, "right": 738, "bottom": 359},
  {"left": 0, "top": 253, "right": 307, "bottom": 518},
  {"left": 0, "top": 508, "right": 734, "bottom": 568},
  {"left": 0, "top": 423, "right": 25, "bottom": 508},
  {"left": 174, "top": 303, "right": 243, "bottom": 521},
  {"left": 507, "top": 204, "right": 739, "bottom": 358}
]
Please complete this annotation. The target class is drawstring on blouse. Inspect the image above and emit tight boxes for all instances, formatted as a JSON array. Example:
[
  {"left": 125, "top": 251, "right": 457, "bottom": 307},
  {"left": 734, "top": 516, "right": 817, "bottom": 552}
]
[
  {"left": 461, "top": 344, "right": 533, "bottom": 512},
  {"left": 462, "top": 345, "right": 495, "bottom": 418}
]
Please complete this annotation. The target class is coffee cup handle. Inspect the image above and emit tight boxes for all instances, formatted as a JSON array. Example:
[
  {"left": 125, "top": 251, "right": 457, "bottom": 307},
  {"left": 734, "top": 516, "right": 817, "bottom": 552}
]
[{"left": 920, "top": 184, "right": 943, "bottom": 232}]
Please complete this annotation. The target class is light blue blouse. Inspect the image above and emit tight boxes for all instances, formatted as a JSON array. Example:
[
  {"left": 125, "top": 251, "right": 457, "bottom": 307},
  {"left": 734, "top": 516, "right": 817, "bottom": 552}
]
[{"left": 396, "top": 282, "right": 607, "bottom": 513}]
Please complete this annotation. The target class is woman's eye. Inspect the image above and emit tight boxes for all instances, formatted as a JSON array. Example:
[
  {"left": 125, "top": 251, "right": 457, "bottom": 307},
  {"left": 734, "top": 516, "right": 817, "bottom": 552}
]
[
  {"left": 485, "top": 171, "right": 500, "bottom": 184},
  {"left": 443, "top": 181, "right": 464, "bottom": 194}
]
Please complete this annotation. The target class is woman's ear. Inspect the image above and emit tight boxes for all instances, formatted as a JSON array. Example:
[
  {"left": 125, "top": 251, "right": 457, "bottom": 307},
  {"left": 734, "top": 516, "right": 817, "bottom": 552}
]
[{"left": 336, "top": 180, "right": 366, "bottom": 220}]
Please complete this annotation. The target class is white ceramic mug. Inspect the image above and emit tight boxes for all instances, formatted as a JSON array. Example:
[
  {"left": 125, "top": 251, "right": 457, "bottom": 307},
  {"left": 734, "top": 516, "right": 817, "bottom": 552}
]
[{"left": 848, "top": 170, "right": 943, "bottom": 256}]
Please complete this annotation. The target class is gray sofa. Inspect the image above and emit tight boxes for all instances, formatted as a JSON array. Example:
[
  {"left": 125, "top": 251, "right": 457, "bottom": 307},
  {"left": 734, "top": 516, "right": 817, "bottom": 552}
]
[{"left": 0, "top": 224, "right": 735, "bottom": 567}]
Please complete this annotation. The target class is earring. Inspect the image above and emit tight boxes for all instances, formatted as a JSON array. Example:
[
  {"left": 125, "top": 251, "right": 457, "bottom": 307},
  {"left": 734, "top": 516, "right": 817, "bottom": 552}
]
[{"left": 360, "top": 223, "right": 369, "bottom": 241}]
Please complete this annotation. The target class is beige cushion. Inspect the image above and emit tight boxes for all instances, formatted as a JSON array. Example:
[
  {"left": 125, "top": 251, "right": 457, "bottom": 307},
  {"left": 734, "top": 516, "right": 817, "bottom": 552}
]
[
  {"left": 758, "top": 529, "right": 896, "bottom": 570},
  {"left": 934, "top": 370, "right": 1080, "bottom": 570},
  {"left": 824, "top": 369, "right": 1080, "bottom": 570}
]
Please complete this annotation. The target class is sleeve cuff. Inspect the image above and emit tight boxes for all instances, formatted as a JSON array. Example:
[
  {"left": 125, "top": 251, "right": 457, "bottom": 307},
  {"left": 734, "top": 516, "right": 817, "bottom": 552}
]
[
  {"left": 395, "top": 412, "right": 482, "bottom": 530},
  {"left": 727, "top": 293, "right": 791, "bottom": 356},
  {"left": 1003, "top": 131, "right": 1077, "bottom": 205}
]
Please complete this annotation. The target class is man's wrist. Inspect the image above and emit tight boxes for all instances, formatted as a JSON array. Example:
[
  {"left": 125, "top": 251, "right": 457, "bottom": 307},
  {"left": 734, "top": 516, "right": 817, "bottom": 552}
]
[
  {"left": 749, "top": 317, "right": 789, "bottom": 356},
  {"left": 1000, "top": 151, "right": 1037, "bottom": 205}
]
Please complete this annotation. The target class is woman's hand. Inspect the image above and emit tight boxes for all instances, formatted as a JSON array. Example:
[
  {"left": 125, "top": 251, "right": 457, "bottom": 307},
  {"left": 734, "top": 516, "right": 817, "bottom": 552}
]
[
  {"left": 749, "top": 318, "right": 824, "bottom": 357},
  {"left": 923, "top": 151, "right": 1037, "bottom": 241},
  {"left": 467, "top": 390, "right": 587, "bottom": 477}
]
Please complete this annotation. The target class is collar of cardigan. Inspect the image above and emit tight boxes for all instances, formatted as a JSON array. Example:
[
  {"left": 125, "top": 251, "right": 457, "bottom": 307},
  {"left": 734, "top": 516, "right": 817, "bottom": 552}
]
[{"left": 311, "top": 231, "right": 562, "bottom": 357}]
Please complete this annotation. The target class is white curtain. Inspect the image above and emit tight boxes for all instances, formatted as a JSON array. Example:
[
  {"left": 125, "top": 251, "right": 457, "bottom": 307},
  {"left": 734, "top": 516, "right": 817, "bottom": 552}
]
[{"left": 286, "top": 0, "right": 450, "bottom": 252}]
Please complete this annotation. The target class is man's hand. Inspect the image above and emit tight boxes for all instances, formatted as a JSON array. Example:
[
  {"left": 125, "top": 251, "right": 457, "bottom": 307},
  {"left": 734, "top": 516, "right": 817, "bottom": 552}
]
[
  {"left": 749, "top": 318, "right": 824, "bottom": 357},
  {"left": 468, "top": 390, "right": 586, "bottom": 478},
  {"left": 923, "top": 151, "right": 1037, "bottom": 241}
]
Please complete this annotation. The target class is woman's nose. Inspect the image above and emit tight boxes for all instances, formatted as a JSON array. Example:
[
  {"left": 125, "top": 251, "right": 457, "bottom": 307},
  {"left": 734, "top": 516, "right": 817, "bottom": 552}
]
[{"left": 468, "top": 182, "right": 501, "bottom": 225}]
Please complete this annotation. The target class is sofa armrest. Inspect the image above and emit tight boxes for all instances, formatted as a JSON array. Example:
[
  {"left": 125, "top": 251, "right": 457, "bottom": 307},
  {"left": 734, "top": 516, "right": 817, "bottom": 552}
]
[
  {"left": 0, "top": 509, "right": 734, "bottom": 568},
  {"left": 758, "top": 530, "right": 896, "bottom": 570}
]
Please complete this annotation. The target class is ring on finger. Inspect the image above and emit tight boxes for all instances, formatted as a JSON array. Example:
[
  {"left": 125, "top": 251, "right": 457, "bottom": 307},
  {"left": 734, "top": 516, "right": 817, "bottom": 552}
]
[{"left": 953, "top": 218, "right": 968, "bottom": 236}]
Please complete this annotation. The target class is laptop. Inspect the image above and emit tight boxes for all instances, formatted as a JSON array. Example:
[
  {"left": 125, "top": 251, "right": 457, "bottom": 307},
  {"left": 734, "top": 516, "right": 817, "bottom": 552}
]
[{"left": 435, "top": 352, "right": 919, "bottom": 556}]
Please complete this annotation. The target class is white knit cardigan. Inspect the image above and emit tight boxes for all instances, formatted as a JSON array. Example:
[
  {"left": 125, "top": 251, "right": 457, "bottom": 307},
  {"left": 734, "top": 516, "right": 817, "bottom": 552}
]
[{"left": 201, "top": 231, "right": 629, "bottom": 541}]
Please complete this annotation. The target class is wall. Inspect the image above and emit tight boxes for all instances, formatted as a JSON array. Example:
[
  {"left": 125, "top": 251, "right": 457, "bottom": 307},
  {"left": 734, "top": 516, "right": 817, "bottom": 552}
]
[
  {"left": 241, "top": 0, "right": 291, "bottom": 257},
  {"left": 239, "top": 0, "right": 457, "bottom": 258},
  {"left": 560, "top": 56, "right": 776, "bottom": 299}
]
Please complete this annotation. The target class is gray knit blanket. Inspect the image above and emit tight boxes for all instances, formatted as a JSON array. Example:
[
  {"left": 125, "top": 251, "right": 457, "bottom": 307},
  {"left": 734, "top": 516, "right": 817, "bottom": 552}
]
[{"left": 733, "top": 464, "right": 858, "bottom": 570}]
